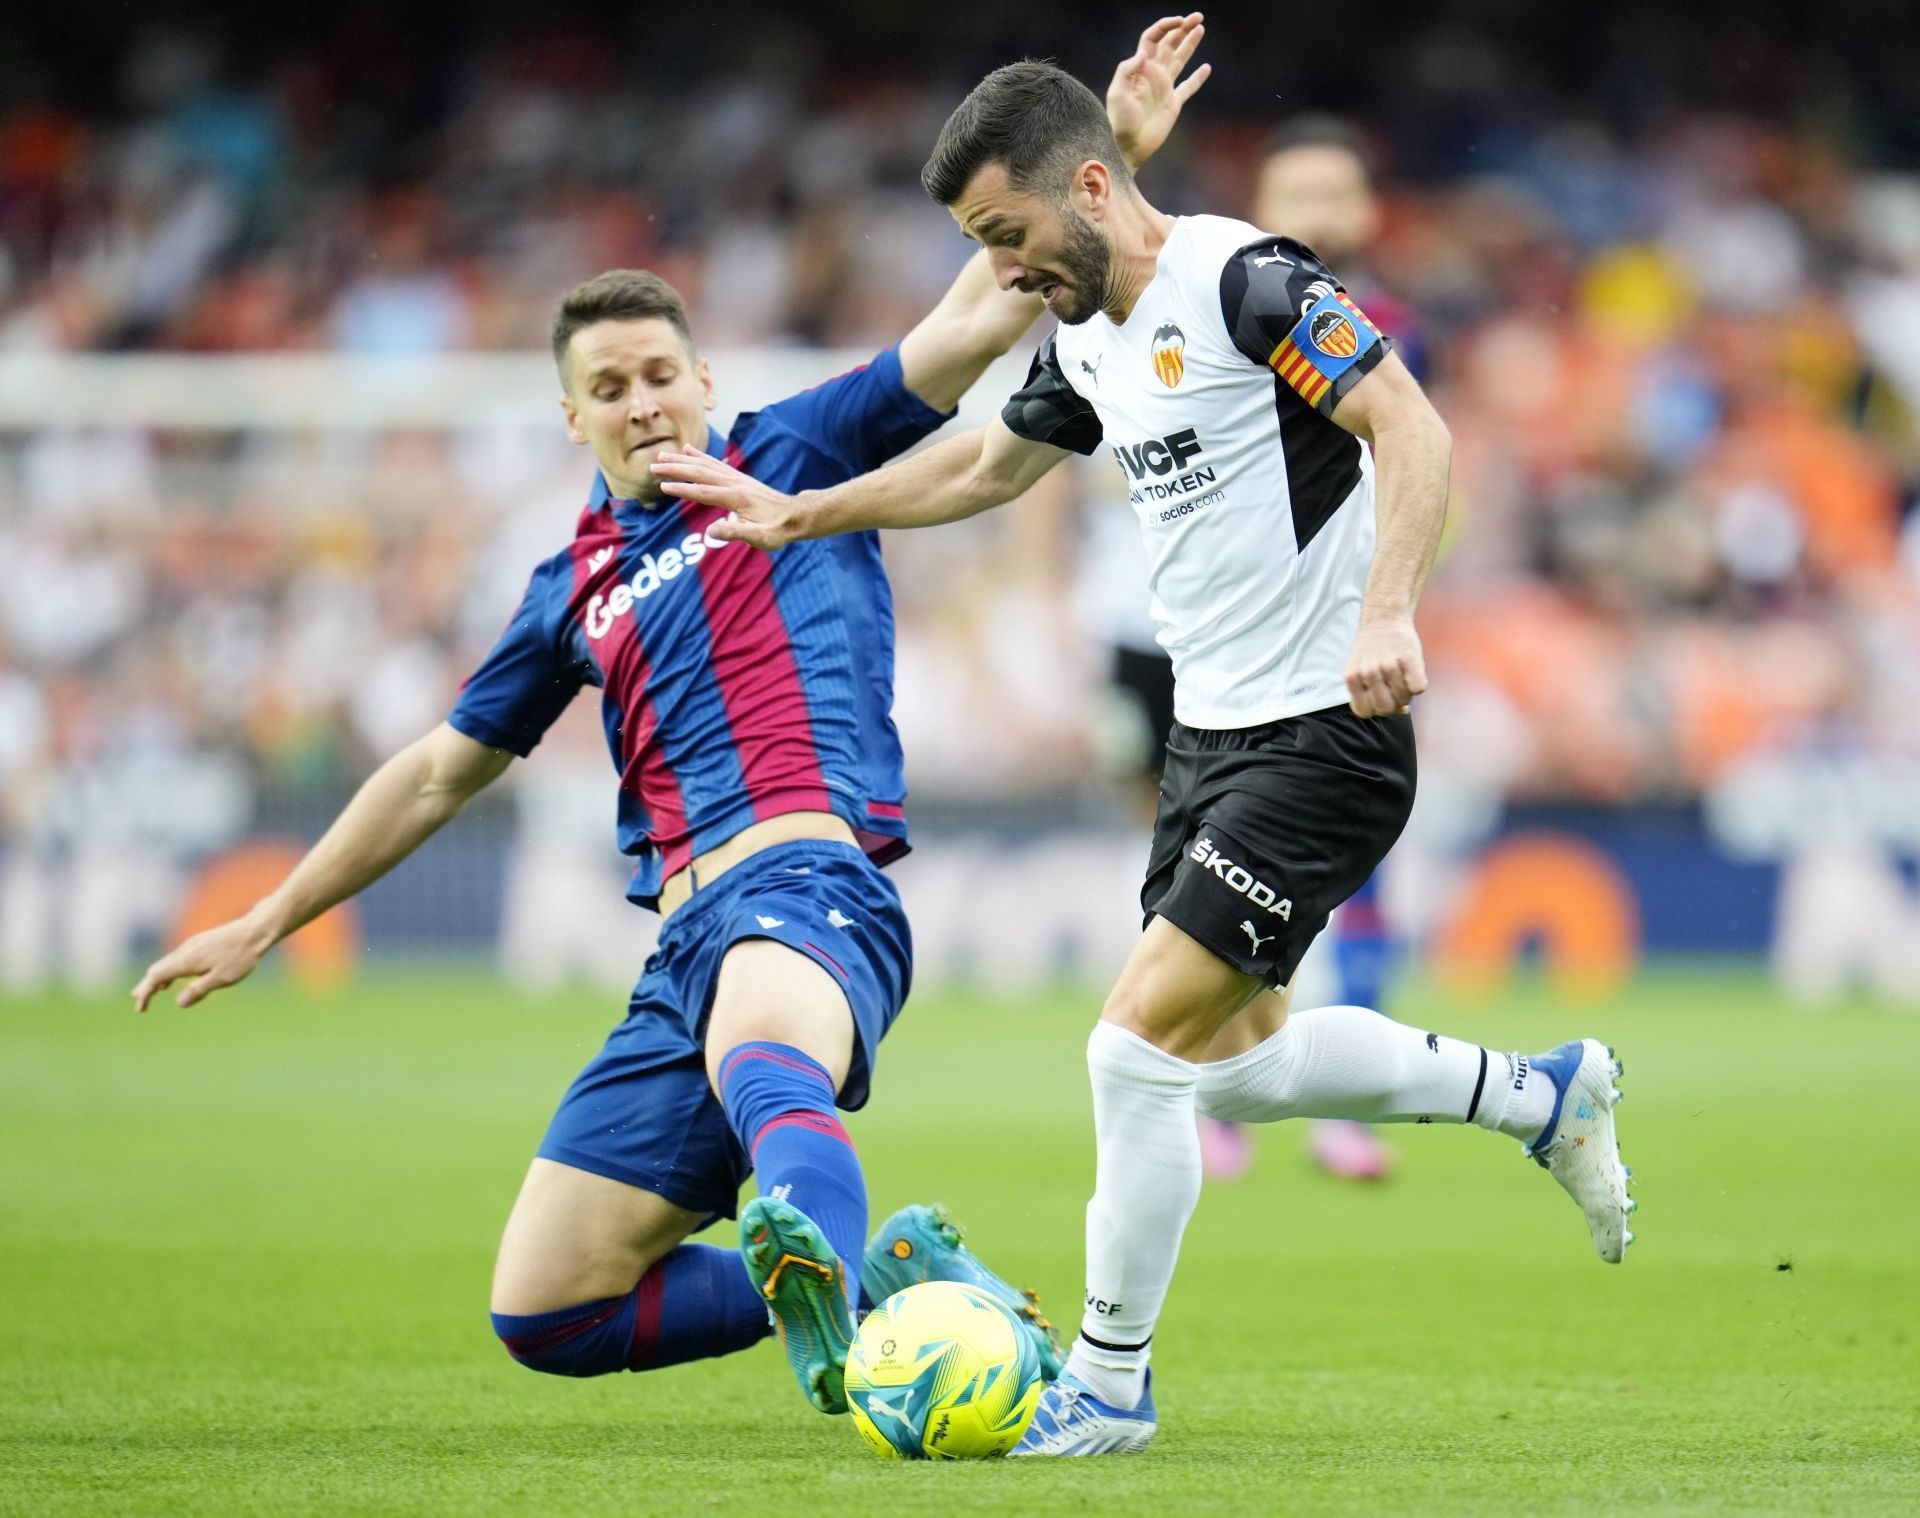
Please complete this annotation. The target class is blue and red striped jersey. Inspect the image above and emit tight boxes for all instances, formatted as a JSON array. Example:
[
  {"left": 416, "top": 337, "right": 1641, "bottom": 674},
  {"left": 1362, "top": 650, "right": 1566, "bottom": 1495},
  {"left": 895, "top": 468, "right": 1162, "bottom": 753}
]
[{"left": 448, "top": 344, "right": 950, "bottom": 909}]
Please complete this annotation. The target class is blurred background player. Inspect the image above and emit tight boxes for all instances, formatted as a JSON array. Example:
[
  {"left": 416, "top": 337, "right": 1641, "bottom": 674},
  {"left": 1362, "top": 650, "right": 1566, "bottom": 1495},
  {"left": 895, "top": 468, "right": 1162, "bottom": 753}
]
[
  {"left": 1074, "top": 113, "right": 1424, "bottom": 1183},
  {"left": 1190, "top": 114, "right": 1433, "bottom": 1184},
  {"left": 127, "top": 19, "right": 1203, "bottom": 1426}
]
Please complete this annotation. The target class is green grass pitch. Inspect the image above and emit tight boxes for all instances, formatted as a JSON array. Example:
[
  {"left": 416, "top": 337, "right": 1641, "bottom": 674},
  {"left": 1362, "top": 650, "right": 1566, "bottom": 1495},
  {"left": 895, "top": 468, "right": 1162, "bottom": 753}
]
[{"left": 4, "top": 965, "right": 1917, "bottom": 1515}]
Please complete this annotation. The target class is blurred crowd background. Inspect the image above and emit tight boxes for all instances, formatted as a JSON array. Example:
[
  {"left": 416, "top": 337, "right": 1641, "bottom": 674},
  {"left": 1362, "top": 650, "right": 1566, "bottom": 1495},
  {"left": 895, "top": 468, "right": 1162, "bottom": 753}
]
[{"left": 3, "top": 0, "right": 1919, "bottom": 987}]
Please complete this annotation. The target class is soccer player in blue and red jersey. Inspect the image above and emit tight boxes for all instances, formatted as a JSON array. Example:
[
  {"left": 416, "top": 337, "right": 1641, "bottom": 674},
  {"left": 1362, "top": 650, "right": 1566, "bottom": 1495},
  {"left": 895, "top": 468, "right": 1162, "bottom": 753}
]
[{"left": 129, "top": 17, "right": 1210, "bottom": 1420}]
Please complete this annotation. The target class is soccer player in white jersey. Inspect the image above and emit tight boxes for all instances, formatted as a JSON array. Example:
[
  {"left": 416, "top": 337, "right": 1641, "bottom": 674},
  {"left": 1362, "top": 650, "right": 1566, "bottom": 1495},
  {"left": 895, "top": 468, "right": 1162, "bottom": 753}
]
[{"left": 653, "top": 45, "right": 1635, "bottom": 1457}]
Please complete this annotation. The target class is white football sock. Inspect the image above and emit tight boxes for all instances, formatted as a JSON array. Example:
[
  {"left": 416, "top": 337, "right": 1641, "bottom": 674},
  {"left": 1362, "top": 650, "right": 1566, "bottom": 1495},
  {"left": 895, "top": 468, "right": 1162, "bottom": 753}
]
[
  {"left": 1197, "top": 1005, "right": 1553, "bottom": 1143},
  {"left": 1481, "top": 1048, "right": 1556, "bottom": 1143},
  {"left": 1067, "top": 1020, "right": 1202, "bottom": 1410}
]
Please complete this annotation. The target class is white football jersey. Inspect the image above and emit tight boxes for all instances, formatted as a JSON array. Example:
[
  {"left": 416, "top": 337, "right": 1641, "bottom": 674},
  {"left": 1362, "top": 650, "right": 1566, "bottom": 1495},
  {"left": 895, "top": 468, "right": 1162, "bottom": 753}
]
[{"left": 1003, "top": 215, "right": 1394, "bottom": 730}]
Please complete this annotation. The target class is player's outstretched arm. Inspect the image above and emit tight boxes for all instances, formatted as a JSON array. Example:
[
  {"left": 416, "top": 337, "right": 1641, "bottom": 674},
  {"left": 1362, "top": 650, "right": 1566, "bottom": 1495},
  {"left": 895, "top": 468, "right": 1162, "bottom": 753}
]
[
  {"left": 131, "top": 724, "right": 512, "bottom": 1011},
  {"left": 897, "top": 13, "right": 1211, "bottom": 412},
  {"left": 1329, "top": 351, "right": 1453, "bottom": 718},
  {"left": 897, "top": 253, "right": 1040, "bottom": 416},
  {"left": 1106, "top": 12, "right": 1212, "bottom": 172},
  {"left": 654, "top": 417, "right": 1067, "bottom": 548}
]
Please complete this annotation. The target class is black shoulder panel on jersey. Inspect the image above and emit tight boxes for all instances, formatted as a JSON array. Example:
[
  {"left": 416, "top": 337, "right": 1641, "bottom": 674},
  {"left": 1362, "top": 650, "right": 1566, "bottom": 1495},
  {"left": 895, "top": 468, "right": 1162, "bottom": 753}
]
[
  {"left": 1218, "top": 235, "right": 1393, "bottom": 419},
  {"left": 1001, "top": 333, "right": 1103, "bottom": 456},
  {"left": 1219, "top": 235, "right": 1337, "bottom": 365},
  {"left": 1219, "top": 235, "right": 1377, "bottom": 549}
]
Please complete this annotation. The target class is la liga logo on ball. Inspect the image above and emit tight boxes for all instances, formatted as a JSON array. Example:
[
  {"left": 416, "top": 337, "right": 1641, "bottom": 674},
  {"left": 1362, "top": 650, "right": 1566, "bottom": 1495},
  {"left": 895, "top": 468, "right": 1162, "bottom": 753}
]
[
  {"left": 1309, "top": 308, "right": 1360, "bottom": 359},
  {"left": 1150, "top": 322, "right": 1186, "bottom": 388}
]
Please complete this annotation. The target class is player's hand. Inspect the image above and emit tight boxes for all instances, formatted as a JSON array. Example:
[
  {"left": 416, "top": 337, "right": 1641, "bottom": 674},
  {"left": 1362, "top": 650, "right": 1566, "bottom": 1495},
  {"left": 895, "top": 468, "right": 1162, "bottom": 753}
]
[
  {"left": 1344, "top": 616, "right": 1428, "bottom": 718},
  {"left": 1107, "top": 13, "right": 1212, "bottom": 171},
  {"left": 132, "top": 914, "right": 276, "bottom": 1012},
  {"left": 652, "top": 448, "right": 818, "bottom": 550}
]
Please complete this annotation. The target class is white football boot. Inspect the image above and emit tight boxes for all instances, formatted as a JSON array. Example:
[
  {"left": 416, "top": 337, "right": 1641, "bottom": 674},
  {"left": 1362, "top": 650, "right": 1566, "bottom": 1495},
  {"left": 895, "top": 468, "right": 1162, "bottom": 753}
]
[
  {"left": 1525, "top": 1039, "right": 1636, "bottom": 1263},
  {"left": 1009, "top": 1370, "right": 1157, "bottom": 1457}
]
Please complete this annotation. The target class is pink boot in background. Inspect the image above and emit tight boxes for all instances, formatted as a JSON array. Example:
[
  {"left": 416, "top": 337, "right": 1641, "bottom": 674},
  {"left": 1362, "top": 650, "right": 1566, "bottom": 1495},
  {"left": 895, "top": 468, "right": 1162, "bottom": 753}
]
[
  {"left": 1198, "top": 1116, "right": 1255, "bottom": 1182},
  {"left": 1309, "top": 1120, "right": 1395, "bottom": 1181}
]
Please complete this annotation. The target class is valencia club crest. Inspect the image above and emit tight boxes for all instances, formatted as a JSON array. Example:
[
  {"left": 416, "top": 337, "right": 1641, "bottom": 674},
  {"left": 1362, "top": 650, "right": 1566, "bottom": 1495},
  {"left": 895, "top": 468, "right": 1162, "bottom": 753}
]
[
  {"left": 1151, "top": 322, "right": 1186, "bottom": 388},
  {"left": 1307, "top": 308, "right": 1360, "bottom": 359}
]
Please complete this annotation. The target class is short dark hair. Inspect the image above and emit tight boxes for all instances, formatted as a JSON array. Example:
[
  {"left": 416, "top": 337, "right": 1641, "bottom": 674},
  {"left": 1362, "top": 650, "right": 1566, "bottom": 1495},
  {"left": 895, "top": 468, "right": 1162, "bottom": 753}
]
[
  {"left": 922, "top": 60, "right": 1132, "bottom": 207},
  {"left": 550, "top": 269, "right": 695, "bottom": 373},
  {"left": 1263, "top": 115, "right": 1376, "bottom": 186}
]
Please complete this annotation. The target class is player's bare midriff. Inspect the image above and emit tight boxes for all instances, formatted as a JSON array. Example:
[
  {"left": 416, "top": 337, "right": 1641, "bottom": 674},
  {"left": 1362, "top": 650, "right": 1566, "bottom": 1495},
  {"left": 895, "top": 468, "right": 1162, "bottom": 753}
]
[{"left": 657, "top": 811, "right": 858, "bottom": 918}]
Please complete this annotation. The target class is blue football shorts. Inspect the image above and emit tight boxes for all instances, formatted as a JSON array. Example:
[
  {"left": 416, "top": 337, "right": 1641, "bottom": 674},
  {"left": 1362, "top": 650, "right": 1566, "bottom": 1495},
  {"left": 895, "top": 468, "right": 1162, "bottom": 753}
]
[{"left": 535, "top": 839, "right": 912, "bottom": 1223}]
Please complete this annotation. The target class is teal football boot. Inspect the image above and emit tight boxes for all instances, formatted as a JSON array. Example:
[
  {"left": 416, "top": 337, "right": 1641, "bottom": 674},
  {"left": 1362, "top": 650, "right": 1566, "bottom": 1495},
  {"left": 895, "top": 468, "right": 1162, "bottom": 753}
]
[
  {"left": 739, "top": 1195, "right": 856, "bottom": 1414},
  {"left": 862, "top": 1203, "right": 1066, "bottom": 1381}
]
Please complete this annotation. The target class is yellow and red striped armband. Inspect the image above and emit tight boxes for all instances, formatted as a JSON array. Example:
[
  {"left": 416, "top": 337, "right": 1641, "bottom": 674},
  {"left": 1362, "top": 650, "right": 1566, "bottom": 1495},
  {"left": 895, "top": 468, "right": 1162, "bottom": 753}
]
[{"left": 1268, "top": 290, "right": 1384, "bottom": 409}]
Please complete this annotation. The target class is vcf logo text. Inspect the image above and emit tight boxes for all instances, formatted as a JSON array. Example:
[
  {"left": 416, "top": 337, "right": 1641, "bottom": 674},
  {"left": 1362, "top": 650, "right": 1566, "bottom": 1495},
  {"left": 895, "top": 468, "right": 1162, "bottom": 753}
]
[
  {"left": 1112, "top": 427, "right": 1203, "bottom": 480},
  {"left": 1189, "top": 835, "right": 1292, "bottom": 919},
  {"left": 583, "top": 522, "right": 741, "bottom": 640}
]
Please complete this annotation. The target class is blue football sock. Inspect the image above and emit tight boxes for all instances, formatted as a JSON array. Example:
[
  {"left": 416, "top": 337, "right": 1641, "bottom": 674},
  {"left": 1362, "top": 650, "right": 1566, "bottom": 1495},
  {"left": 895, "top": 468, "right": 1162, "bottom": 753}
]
[
  {"left": 490, "top": 1243, "right": 769, "bottom": 1376},
  {"left": 1334, "top": 872, "right": 1395, "bottom": 1010},
  {"left": 718, "top": 1040, "right": 868, "bottom": 1307}
]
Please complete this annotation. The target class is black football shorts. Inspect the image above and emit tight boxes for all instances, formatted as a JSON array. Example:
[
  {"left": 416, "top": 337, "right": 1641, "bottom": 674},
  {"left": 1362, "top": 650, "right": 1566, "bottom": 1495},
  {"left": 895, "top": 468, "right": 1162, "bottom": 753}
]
[{"left": 1141, "top": 705, "right": 1416, "bottom": 987}]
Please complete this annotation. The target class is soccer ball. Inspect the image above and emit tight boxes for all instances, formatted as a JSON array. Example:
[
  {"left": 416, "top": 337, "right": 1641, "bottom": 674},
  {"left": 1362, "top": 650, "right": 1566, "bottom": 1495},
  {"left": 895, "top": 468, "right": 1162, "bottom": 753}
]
[{"left": 845, "top": 1281, "right": 1045, "bottom": 1459}]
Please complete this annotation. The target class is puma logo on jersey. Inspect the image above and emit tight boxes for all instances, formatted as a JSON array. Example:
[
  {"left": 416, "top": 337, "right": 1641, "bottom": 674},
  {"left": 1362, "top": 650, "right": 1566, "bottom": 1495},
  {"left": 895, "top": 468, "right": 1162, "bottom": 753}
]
[
  {"left": 1254, "top": 251, "right": 1292, "bottom": 268},
  {"left": 1080, "top": 355, "right": 1102, "bottom": 385},
  {"left": 1241, "top": 920, "right": 1275, "bottom": 954},
  {"left": 1189, "top": 835, "right": 1292, "bottom": 918}
]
